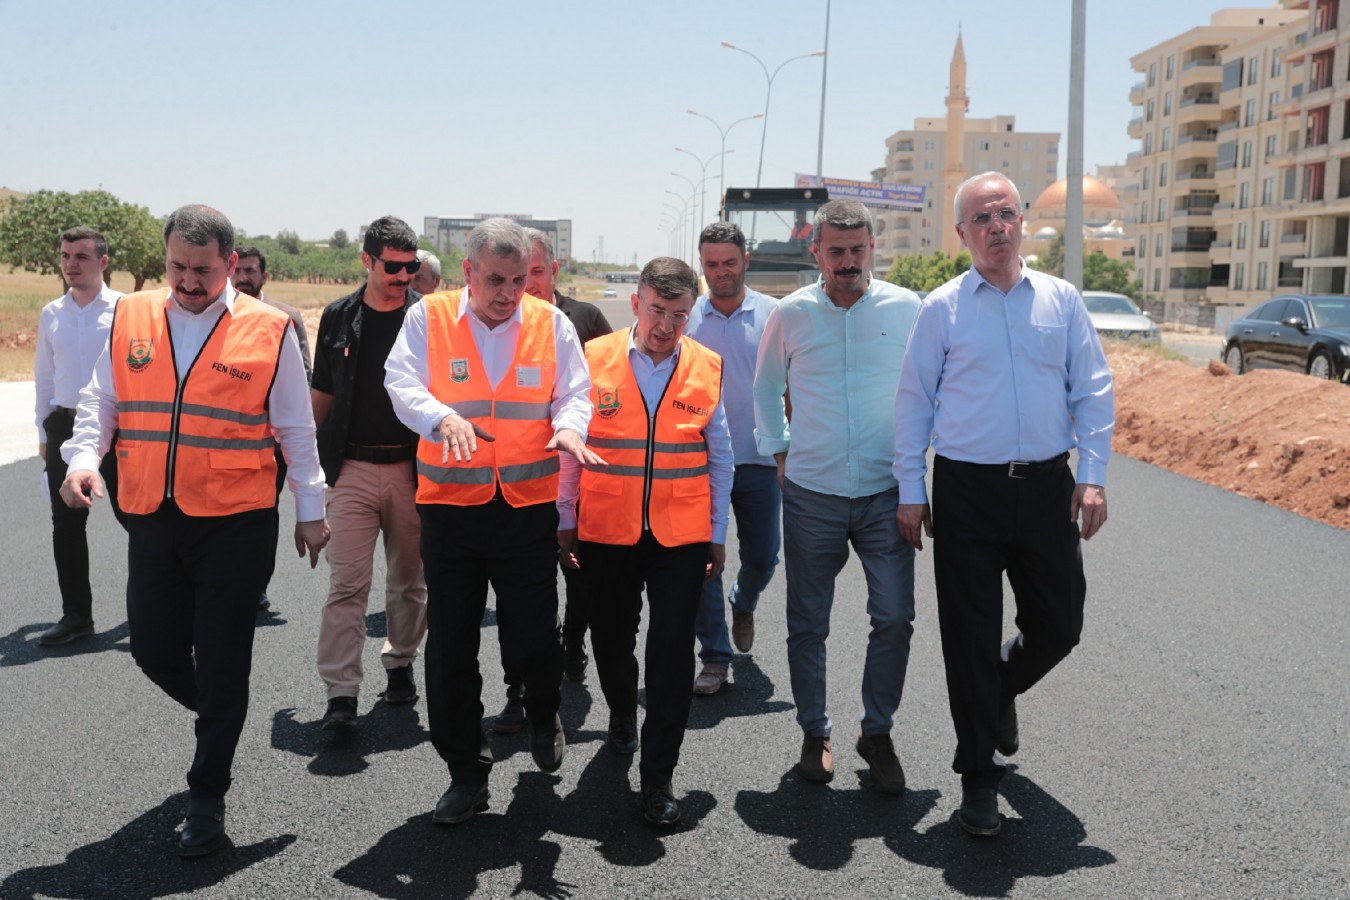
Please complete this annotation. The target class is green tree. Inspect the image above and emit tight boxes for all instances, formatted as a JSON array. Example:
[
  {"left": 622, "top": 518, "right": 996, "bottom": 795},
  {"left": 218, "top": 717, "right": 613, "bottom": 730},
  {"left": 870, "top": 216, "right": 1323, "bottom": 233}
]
[
  {"left": 884, "top": 249, "right": 971, "bottom": 292},
  {"left": 330, "top": 228, "right": 350, "bottom": 250},
  {"left": 0, "top": 189, "right": 166, "bottom": 290},
  {"left": 1029, "top": 234, "right": 1142, "bottom": 299},
  {"left": 276, "top": 229, "right": 302, "bottom": 255}
]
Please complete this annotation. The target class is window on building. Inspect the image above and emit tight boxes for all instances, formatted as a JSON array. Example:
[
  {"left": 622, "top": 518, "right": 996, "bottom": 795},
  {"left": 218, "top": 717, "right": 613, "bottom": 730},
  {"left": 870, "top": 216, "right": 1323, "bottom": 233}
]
[
  {"left": 1248, "top": 57, "right": 1259, "bottom": 86},
  {"left": 1237, "top": 222, "right": 1248, "bottom": 250},
  {"left": 924, "top": 140, "right": 936, "bottom": 150},
  {"left": 1242, "top": 141, "right": 1253, "bottom": 168},
  {"left": 1257, "top": 261, "right": 1268, "bottom": 290},
  {"left": 978, "top": 140, "right": 990, "bottom": 151},
  {"left": 1266, "top": 134, "right": 1277, "bottom": 158},
  {"left": 1162, "top": 127, "right": 1171, "bottom": 151},
  {"left": 1268, "top": 92, "right": 1280, "bottom": 119},
  {"left": 1155, "top": 232, "right": 1164, "bottom": 256},
  {"left": 1144, "top": 133, "right": 1154, "bottom": 155},
  {"left": 1143, "top": 166, "right": 1152, "bottom": 189},
  {"left": 1146, "top": 98, "right": 1155, "bottom": 122},
  {"left": 1261, "top": 177, "right": 1274, "bottom": 205},
  {"left": 1140, "top": 201, "right": 1149, "bottom": 224},
  {"left": 1158, "top": 197, "right": 1167, "bottom": 221},
  {"left": 1244, "top": 99, "right": 1257, "bottom": 126},
  {"left": 1159, "top": 162, "right": 1169, "bottom": 186},
  {"left": 1260, "top": 219, "right": 1272, "bottom": 248},
  {"left": 1003, "top": 141, "right": 1011, "bottom": 148},
  {"left": 1164, "top": 91, "right": 1173, "bottom": 116},
  {"left": 1148, "top": 62, "right": 1157, "bottom": 87},
  {"left": 1021, "top": 160, "right": 1031, "bottom": 171},
  {"left": 1047, "top": 142, "right": 1057, "bottom": 154},
  {"left": 1022, "top": 141, "right": 1032, "bottom": 151},
  {"left": 923, "top": 159, "right": 935, "bottom": 170},
  {"left": 1153, "top": 268, "right": 1162, "bottom": 291},
  {"left": 1234, "top": 262, "right": 1245, "bottom": 290},
  {"left": 1166, "top": 55, "right": 1174, "bottom": 79},
  {"left": 1271, "top": 55, "right": 1281, "bottom": 78},
  {"left": 1139, "top": 236, "right": 1148, "bottom": 257},
  {"left": 1239, "top": 182, "right": 1252, "bottom": 208}
]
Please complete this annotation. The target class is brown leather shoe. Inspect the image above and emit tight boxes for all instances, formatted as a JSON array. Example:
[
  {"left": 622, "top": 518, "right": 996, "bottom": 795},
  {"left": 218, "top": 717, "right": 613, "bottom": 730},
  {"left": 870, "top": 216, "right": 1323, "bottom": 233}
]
[
  {"left": 856, "top": 731, "right": 906, "bottom": 794},
  {"left": 692, "top": 663, "right": 727, "bottom": 695},
  {"left": 731, "top": 610, "right": 754, "bottom": 653},
  {"left": 798, "top": 734, "right": 834, "bottom": 783}
]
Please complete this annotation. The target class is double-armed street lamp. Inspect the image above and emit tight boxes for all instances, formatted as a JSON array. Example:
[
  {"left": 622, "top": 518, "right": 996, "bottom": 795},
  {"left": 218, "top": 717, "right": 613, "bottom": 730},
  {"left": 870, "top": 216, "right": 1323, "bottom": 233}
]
[
  {"left": 675, "top": 147, "right": 732, "bottom": 235},
  {"left": 720, "top": 42, "right": 825, "bottom": 188},
  {"left": 687, "top": 109, "right": 762, "bottom": 217}
]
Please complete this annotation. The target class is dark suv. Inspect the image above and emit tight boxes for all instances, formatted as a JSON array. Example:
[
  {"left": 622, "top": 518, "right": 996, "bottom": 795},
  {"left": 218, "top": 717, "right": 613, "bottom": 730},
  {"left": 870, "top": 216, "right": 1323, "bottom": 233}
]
[{"left": 1222, "top": 294, "right": 1350, "bottom": 383}]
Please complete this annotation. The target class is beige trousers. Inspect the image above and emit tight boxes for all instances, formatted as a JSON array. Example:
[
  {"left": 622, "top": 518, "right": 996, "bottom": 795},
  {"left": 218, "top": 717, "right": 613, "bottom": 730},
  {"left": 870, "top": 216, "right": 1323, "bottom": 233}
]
[{"left": 317, "top": 459, "right": 427, "bottom": 699}]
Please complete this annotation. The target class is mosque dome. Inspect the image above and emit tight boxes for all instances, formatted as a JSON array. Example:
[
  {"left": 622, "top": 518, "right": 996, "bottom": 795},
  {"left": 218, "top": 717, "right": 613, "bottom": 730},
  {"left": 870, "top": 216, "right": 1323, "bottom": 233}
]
[
  {"left": 1034, "top": 226, "right": 1059, "bottom": 240},
  {"left": 1031, "top": 175, "right": 1123, "bottom": 211}
]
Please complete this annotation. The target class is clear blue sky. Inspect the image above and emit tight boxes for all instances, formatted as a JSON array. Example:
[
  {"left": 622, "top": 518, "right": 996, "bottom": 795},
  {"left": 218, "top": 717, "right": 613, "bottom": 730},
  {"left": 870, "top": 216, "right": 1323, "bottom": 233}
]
[{"left": 0, "top": 0, "right": 1256, "bottom": 267}]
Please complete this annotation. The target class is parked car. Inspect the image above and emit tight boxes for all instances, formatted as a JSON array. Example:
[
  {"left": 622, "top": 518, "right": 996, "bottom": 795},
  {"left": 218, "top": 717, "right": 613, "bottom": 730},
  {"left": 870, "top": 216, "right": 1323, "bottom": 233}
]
[
  {"left": 602, "top": 287, "right": 617, "bottom": 297},
  {"left": 1081, "top": 291, "right": 1160, "bottom": 344},
  {"left": 1222, "top": 294, "right": 1350, "bottom": 382}
]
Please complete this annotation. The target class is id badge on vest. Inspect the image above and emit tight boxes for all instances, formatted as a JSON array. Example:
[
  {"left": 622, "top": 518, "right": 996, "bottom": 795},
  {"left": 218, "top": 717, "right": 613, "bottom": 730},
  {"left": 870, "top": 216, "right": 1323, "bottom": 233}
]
[{"left": 515, "top": 365, "right": 541, "bottom": 388}]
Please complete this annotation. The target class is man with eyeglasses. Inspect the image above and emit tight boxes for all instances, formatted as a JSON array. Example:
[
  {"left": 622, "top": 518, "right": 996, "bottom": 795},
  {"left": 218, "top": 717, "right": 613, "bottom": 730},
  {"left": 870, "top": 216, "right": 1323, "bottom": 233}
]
[
  {"left": 894, "top": 171, "right": 1114, "bottom": 837},
  {"left": 312, "top": 215, "right": 428, "bottom": 729},
  {"left": 385, "top": 217, "right": 598, "bottom": 826},
  {"left": 753, "top": 198, "right": 920, "bottom": 796},
  {"left": 557, "top": 256, "right": 732, "bottom": 827}
]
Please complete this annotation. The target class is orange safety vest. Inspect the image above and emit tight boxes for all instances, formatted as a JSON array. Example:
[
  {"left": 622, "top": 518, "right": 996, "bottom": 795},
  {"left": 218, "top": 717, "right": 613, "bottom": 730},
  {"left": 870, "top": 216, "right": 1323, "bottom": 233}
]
[
  {"left": 579, "top": 329, "right": 722, "bottom": 546},
  {"left": 416, "top": 291, "right": 560, "bottom": 507},
  {"left": 111, "top": 288, "right": 288, "bottom": 516}
]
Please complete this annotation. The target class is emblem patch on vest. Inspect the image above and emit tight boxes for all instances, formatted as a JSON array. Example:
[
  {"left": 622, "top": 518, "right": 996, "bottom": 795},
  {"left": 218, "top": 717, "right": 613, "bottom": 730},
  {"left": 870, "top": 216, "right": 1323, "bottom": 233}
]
[
  {"left": 597, "top": 387, "right": 621, "bottom": 419},
  {"left": 450, "top": 358, "right": 470, "bottom": 383},
  {"left": 127, "top": 339, "right": 154, "bottom": 372}
]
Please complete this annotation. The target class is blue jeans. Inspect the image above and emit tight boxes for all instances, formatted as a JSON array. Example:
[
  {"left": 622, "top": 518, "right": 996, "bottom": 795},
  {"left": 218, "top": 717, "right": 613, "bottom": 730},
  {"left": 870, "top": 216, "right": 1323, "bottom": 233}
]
[
  {"left": 696, "top": 465, "right": 782, "bottom": 666},
  {"left": 781, "top": 478, "right": 915, "bottom": 738}
]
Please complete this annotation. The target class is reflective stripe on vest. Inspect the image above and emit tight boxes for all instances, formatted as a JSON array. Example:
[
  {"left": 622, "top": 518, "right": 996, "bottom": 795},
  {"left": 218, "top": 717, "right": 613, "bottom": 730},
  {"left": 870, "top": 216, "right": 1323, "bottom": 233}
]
[
  {"left": 577, "top": 329, "right": 721, "bottom": 546},
  {"left": 415, "top": 291, "right": 560, "bottom": 507},
  {"left": 111, "top": 289, "right": 287, "bottom": 516}
]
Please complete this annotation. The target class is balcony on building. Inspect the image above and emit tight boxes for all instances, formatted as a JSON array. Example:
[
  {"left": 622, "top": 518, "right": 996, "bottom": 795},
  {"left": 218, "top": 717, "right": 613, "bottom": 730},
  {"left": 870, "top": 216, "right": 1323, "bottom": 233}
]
[
  {"left": 1129, "top": 80, "right": 1145, "bottom": 105},
  {"left": 894, "top": 139, "right": 914, "bottom": 153},
  {"left": 1176, "top": 92, "right": 1220, "bottom": 127},
  {"left": 1286, "top": 31, "right": 1308, "bottom": 65},
  {"left": 1176, "top": 164, "right": 1214, "bottom": 184},
  {"left": 1179, "top": 49, "right": 1222, "bottom": 90},
  {"left": 1128, "top": 116, "right": 1143, "bottom": 139}
]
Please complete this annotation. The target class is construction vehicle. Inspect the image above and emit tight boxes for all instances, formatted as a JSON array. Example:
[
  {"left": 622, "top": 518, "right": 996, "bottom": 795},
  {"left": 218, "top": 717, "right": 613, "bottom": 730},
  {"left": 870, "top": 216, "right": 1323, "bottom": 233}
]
[{"left": 720, "top": 187, "right": 828, "bottom": 298}]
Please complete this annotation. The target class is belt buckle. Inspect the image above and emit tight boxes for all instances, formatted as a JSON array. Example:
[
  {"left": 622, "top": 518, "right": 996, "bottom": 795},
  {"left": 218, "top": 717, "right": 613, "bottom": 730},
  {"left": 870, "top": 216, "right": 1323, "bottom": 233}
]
[{"left": 1007, "top": 461, "right": 1028, "bottom": 479}]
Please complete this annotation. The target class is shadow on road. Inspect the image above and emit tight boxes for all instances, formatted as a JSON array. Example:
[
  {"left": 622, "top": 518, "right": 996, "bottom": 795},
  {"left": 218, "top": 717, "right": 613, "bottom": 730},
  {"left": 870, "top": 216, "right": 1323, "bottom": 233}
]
[
  {"left": 884, "top": 765, "right": 1116, "bottom": 896},
  {"left": 686, "top": 655, "right": 794, "bottom": 730},
  {"left": 0, "top": 621, "right": 130, "bottom": 668},
  {"left": 0, "top": 793, "right": 294, "bottom": 899},
  {"left": 365, "top": 610, "right": 387, "bottom": 638},
  {"left": 270, "top": 701, "right": 430, "bottom": 777},
  {"left": 335, "top": 750, "right": 716, "bottom": 898}
]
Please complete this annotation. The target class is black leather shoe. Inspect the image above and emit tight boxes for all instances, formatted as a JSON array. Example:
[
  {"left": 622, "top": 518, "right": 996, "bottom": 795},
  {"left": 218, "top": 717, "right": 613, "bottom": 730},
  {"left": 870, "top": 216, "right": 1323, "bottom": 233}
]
[
  {"left": 958, "top": 787, "right": 1001, "bottom": 836},
  {"left": 177, "top": 796, "right": 226, "bottom": 857},
  {"left": 641, "top": 781, "right": 680, "bottom": 827},
  {"left": 530, "top": 714, "right": 566, "bottom": 773},
  {"left": 563, "top": 654, "right": 588, "bottom": 682},
  {"left": 607, "top": 713, "right": 639, "bottom": 755},
  {"left": 384, "top": 666, "right": 417, "bottom": 704},
  {"left": 997, "top": 699, "right": 1019, "bottom": 757},
  {"left": 39, "top": 614, "right": 94, "bottom": 646},
  {"left": 432, "top": 782, "right": 489, "bottom": 825},
  {"left": 322, "top": 696, "right": 357, "bottom": 730},
  {"left": 256, "top": 592, "right": 270, "bottom": 612},
  {"left": 492, "top": 687, "right": 526, "bottom": 734}
]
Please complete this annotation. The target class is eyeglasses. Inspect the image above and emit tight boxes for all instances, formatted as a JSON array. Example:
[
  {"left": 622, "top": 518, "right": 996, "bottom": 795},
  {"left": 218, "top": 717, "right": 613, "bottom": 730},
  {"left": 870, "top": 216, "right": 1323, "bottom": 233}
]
[
  {"left": 642, "top": 306, "right": 690, "bottom": 326},
  {"left": 961, "top": 208, "right": 1020, "bottom": 228},
  {"left": 370, "top": 254, "right": 422, "bottom": 275}
]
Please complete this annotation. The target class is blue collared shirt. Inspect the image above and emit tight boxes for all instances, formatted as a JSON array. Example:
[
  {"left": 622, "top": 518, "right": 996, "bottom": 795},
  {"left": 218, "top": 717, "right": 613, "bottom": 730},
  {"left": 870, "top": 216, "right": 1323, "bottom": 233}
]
[
  {"left": 753, "top": 277, "right": 921, "bottom": 498},
  {"left": 892, "top": 262, "right": 1115, "bottom": 505},
  {"left": 686, "top": 288, "right": 777, "bottom": 467}
]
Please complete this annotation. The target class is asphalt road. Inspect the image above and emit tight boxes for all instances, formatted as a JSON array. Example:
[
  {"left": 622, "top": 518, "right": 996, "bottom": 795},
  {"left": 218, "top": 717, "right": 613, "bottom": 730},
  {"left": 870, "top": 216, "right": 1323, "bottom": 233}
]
[{"left": 1, "top": 451, "right": 1346, "bottom": 899}]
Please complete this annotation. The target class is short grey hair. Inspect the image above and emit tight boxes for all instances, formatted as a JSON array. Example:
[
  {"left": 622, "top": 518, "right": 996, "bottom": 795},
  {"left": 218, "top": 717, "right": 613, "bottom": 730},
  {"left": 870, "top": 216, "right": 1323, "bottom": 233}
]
[
  {"left": 812, "top": 199, "right": 872, "bottom": 237},
  {"left": 468, "top": 217, "right": 529, "bottom": 263},
  {"left": 954, "top": 171, "right": 1023, "bottom": 223},
  {"left": 416, "top": 249, "right": 441, "bottom": 278},
  {"left": 522, "top": 226, "right": 554, "bottom": 265}
]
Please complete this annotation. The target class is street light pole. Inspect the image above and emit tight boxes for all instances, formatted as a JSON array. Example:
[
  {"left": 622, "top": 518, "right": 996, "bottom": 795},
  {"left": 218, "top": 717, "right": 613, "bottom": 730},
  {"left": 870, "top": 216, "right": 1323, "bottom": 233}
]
[
  {"left": 688, "top": 109, "right": 762, "bottom": 218},
  {"left": 670, "top": 177, "right": 699, "bottom": 268},
  {"left": 676, "top": 147, "right": 733, "bottom": 237},
  {"left": 721, "top": 42, "right": 825, "bottom": 188}
]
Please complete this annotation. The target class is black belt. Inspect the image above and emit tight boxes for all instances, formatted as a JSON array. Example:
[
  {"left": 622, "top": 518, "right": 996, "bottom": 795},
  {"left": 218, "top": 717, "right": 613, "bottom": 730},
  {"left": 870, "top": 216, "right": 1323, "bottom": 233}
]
[
  {"left": 946, "top": 451, "right": 1070, "bottom": 480},
  {"left": 56, "top": 406, "right": 78, "bottom": 418},
  {"left": 344, "top": 444, "right": 415, "bottom": 464}
]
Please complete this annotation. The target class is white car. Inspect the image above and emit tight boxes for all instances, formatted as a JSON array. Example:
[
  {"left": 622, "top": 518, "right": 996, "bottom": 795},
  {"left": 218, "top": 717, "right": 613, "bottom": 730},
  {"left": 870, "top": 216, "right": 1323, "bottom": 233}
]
[
  {"left": 602, "top": 288, "right": 617, "bottom": 297},
  {"left": 1082, "top": 291, "right": 1160, "bottom": 344}
]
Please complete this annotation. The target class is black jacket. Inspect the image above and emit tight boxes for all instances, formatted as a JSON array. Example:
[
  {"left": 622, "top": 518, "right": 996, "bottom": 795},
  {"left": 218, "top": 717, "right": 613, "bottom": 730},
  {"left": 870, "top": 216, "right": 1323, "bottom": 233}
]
[{"left": 312, "top": 284, "right": 421, "bottom": 486}]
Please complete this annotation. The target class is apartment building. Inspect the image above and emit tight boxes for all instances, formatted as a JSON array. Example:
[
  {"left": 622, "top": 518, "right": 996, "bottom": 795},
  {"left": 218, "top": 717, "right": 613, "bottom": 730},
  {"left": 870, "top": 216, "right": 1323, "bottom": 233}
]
[{"left": 423, "top": 215, "right": 573, "bottom": 262}]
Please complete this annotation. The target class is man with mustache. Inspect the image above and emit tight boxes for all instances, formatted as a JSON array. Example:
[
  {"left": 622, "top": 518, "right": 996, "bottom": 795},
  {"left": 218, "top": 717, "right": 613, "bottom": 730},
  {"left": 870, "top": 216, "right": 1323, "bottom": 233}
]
[
  {"left": 686, "top": 221, "right": 780, "bottom": 695},
  {"left": 35, "top": 227, "right": 126, "bottom": 646},
  {"left": 60, "top": 204, "right": 329, "bottom": 855},
  {"left": 233, "top": 245, "right": 311, "bottom": 614},
  {"left": 753, "top": 198, "right": 921, "bottom": 795},
  {"left": 312, "top": 216, "right": 428, "bottom": 729},
  {"left": 894, "top": 171, "right": 1113, "bottom": 836}
]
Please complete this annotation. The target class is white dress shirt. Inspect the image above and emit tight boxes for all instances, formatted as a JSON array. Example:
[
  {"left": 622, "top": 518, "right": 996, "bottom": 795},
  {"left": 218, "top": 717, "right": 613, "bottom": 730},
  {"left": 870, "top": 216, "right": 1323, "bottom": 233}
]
[
  {"left": 892, "top": 262, "right": 1115, "bottom": 505},
  {"left": 63, "top": 285, "right": 327, "bottom": 521},
  {"left": 753, "top": 277, "right": 920, "bottom": 498},
  {"left": 384, "top": 290, "right": 592, "bottom": 441},
  {"left": 34, "top": 285, "right": 121, "bottom": 442},
  {"left": 557, "top": 331, "right": 734, "bottom": 542},
  {"left": 687, "top": 288, "right": 778, "bottom": 468}
]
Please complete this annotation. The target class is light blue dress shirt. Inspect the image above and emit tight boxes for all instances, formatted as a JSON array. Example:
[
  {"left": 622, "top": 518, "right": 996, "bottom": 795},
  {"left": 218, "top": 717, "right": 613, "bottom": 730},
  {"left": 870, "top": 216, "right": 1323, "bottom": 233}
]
[
  {"left": 892, "top": 263, "right": 1115, "bottom": 506},
  {"left": 558, "top": 330, "right": 733, "bottom": 543},
  {"left": 753, "top": 277, "right": 920, "bottom": 499},
  {"left": 686, "top": 288, "right": 777, "bottom": 468}
]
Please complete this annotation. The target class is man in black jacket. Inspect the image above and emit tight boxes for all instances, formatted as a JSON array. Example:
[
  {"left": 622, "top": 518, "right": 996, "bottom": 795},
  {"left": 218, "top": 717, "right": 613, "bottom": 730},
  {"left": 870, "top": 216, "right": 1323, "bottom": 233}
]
[{"left": 311, "top": 216, "right": 428, "bottom": 728}]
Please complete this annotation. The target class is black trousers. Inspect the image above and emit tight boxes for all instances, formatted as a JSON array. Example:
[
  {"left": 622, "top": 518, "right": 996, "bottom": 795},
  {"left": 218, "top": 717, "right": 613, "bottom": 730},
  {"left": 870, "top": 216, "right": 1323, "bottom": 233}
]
[
  {"left": 43, "top": 410, "right": 127, "bottom": 618},
  {"left": 932, "top": 455, "right": 1086, "bottom": 789},
  {"left": 582, "top": 533, "right": 707, "bottom": 787},
  {"left": 262, "top": 448, "right": 287, "bottom": 593},
  {"left": 503, "top": 560, "right": 589, "bottom": 692},
  {"left": 420, "top": 497, "right": 563, "bottom": 785},
  {"left": 126, "top": 502, "right": 276, "bottom": 800}
]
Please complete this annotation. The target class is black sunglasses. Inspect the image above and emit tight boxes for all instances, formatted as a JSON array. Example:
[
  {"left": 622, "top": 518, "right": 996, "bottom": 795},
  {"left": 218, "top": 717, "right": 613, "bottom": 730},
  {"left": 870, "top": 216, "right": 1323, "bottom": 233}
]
[{"left": 370, "top": 254, "right": 422, "bottom": 275}]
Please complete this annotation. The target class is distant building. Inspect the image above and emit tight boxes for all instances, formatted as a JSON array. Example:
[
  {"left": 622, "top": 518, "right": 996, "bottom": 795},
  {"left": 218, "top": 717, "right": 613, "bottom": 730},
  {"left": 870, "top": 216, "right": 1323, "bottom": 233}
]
[
  {"left": 423, "top": 215, "right": 573, "bottom": 262},
  {"left": 1022, "top": 173, "right": 1131, "bottom": 264},
  {"left": 871, "top": 33, "right": 1060, "bottom": 271}
]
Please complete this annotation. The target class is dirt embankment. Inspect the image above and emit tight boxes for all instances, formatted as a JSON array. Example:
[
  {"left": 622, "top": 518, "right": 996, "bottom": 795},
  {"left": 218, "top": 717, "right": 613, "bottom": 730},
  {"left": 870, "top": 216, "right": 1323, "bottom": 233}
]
[{"left": 1108, "top": 345, "right": 1350, "bottom": 531}]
